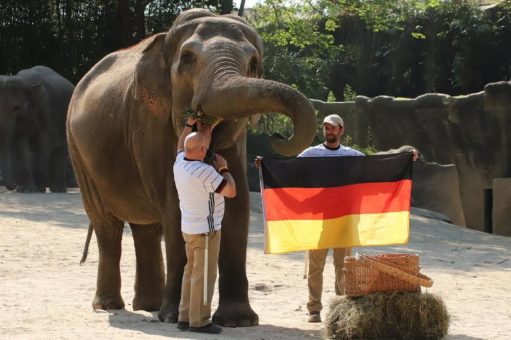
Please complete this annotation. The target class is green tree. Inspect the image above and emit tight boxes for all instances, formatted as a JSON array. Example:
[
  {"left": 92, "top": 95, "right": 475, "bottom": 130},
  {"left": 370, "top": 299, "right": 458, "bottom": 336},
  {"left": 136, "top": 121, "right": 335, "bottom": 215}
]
[
  {"left": 249, "top": 0, "right": 343, "bottom": 100},
  {"left": 246, "top": 0, "right": 344, "bottom": 137},
  {"left": 0, "top": 1, "right": 234, "bottom": 83}
]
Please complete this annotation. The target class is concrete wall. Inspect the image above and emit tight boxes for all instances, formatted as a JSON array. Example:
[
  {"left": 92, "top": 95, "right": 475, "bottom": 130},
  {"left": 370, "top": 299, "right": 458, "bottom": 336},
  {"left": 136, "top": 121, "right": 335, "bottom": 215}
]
[
  {"left": 492, "top": 178, "right": 511, "bottom": 237},
  {"left": 375, "top": 145, "right": 466, "bottom": 226}
]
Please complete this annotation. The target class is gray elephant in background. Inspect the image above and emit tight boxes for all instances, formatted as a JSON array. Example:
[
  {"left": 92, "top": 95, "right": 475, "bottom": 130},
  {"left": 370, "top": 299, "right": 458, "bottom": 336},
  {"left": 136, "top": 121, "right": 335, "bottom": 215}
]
[{"left": 0, "top": 66, "right": 75, "bottom": 192}]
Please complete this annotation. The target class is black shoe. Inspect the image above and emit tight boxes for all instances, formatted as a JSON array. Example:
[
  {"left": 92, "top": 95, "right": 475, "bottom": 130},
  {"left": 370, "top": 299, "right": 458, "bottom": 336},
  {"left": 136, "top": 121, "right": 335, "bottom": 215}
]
[
  {"left": 189, "top": 323, "right": 222, "bottom": 334},
  {"left": 177, "top": 321, "right": 189, "bottom": 330}
]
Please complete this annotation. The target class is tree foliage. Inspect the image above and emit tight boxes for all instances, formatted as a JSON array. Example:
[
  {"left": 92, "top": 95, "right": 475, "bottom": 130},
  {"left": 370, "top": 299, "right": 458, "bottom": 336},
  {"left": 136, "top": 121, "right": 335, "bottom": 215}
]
[
  {"left": 247, "top": 0, "right": 510, "bottom": 146},
  {"left": 1, "top": 0, "right": 510, "bottom": 142},
  {"left": 248, "top": 0, "right": 511, "bottom": 102},
  {"left": 247, "top": 0, "right": 343, "bottom": 136},
  {"left": 0, "top": 0, "right": 234, "bottom": 83},
  {"left": 249, "top": 0, "right": 343, "bottom": 100}
]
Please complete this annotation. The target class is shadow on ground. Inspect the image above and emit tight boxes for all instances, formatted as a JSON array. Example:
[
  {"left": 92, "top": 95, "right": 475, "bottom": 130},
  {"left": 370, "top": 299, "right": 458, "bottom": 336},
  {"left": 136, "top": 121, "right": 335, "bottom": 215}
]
[
  {"left": 107, "top": 309, "right": 322, "bottom": 339},
  {"left": 0, "top": 190, "right": 88, "bottom": 229}
]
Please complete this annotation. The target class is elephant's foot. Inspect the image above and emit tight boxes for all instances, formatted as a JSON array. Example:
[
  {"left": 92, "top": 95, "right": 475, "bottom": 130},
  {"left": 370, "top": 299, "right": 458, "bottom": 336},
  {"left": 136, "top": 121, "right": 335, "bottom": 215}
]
[
  {"left": 213, "top": 301, "right": 259, "bottom": 327},
  {"left": 158, "top": 303, "right": 179, "bottom": 323},
  {"left": 92, "top": 295, "right": 125, "bottom": 310},
  {"left": 50, "top": 185, "right": 67, "bottom": 193},
  {"left": 133, "top": 295, "right": 161, "bottom": 312},
  {"left": 16, "top": 185, "right": 42, "bottom": 193}
]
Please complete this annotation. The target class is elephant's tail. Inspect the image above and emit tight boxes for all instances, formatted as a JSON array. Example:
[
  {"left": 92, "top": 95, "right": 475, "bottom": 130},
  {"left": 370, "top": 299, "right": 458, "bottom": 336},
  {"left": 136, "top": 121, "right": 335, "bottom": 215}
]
[{"left": 80, "top": 223, "right": 94, "bottom": 265}]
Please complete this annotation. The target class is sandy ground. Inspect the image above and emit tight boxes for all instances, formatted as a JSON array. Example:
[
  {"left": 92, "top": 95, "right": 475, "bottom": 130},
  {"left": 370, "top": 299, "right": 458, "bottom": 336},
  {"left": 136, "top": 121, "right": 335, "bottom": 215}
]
[{"left": 1, "top": 189, "right": 510, "bottom": 340}]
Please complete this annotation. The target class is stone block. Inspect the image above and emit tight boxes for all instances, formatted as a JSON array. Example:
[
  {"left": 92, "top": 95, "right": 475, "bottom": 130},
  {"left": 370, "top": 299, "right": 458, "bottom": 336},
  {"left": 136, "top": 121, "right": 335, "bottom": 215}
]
[{"left": 492, "top": 178, "right": 511, "bottom": 236}]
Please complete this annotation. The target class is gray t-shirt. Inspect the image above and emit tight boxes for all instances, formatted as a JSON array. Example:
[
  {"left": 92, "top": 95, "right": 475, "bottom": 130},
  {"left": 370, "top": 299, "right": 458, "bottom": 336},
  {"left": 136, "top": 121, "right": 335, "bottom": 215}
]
[{"left": 298, "top": 144, "right": 364, "bottom": 158}]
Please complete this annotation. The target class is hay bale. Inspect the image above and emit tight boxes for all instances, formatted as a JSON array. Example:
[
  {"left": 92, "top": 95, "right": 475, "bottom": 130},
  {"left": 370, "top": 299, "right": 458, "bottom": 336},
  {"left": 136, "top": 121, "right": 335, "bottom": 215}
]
[{"left": 325, "top": 292, "right": 449, "bottom": 339}]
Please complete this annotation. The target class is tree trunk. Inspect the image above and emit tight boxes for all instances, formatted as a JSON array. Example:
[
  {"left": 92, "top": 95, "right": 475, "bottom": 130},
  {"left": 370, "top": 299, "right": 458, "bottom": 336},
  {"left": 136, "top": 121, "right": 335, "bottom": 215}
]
[
  {"left": 117, "top": 0, "right": 132, "bottom": 48},
  {"left": 134, "top": 0, "right": 147, "bottom": 42},
  {"left": 220, "top": 0, "right": 233, "bottom": 15},
  {"left": 238, "top": 0, "right": 245, "bottom": 17}
]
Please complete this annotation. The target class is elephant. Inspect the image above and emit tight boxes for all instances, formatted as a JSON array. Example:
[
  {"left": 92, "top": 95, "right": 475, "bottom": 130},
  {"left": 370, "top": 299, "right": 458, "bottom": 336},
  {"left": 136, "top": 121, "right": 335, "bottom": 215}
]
[
  {"left": 67, "top": 8, "right": 317, "bottom": 326},
  {"left": 0, "top": 65, "right": 75, "bottom": 192}
]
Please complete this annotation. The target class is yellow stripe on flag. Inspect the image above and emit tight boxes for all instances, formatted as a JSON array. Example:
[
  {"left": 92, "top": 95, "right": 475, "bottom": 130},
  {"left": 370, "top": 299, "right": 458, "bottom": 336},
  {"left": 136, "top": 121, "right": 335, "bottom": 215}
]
[{"left": 264, "top": 211, "right": 410, "bottom": 254}]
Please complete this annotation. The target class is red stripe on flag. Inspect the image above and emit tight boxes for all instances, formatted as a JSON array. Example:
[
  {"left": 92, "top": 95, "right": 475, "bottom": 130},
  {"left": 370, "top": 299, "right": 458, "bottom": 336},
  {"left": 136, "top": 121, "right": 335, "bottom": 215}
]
[{"left": 262, "top": 180, "right": 411, "bottom": 221}]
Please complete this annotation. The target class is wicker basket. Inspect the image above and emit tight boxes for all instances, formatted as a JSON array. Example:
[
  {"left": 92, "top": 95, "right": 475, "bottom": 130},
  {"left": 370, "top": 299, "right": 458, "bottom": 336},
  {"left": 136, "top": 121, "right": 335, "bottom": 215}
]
[{"left": 344, "top": 253, "right": 433, "bottom": 297}]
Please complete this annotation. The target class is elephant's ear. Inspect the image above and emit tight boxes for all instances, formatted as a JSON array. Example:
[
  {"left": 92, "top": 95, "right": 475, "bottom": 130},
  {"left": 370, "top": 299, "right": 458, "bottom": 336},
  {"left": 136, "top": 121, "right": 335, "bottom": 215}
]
[{"left": 133, "top": 33, "right": 171, "bottom": 125}]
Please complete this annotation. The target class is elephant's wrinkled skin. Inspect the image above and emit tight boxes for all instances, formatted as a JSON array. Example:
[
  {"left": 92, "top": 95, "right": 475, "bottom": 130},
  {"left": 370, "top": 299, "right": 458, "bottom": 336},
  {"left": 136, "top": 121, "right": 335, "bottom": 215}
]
[
  {"left": 67, "top": 9, "right": 316, "bottom": 327},
  {"left": 0, "top": 66, "right": 74, "bottom": 192}
]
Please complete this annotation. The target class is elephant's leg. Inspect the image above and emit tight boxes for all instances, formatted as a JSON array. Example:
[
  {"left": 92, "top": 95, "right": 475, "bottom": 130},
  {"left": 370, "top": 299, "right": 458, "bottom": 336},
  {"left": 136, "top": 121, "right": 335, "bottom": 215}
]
[
  {"left": 130, "top": 128, "right": 184, "bottom": 322},
  {"left": 92, "top": 216, "right": 125, "bottom": 310},
  {"left": 48, "top": 145, "right": 68, "bottom": 193},
  {"left": 213, "top": 181, "right": 259, "bottom": 327},
  {"left": 14, "top": 137, "right": 38, "bottom": 192},
  {"left": 158, "top": 199, "right": 187, "bottom": 323},
  {"left": 129, "top": 222, "right": 164, "bottom": 311},
  {"left": 32, "top": 133, "right": 54, "bottom": 193},
  {"left": 68, "top": 137, "right": 125, "bottom": 309}
]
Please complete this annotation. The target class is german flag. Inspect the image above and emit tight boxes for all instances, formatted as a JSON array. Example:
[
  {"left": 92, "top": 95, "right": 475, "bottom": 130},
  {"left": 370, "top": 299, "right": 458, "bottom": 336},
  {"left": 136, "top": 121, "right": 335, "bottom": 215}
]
[{"left": 260, "top": 153, "right": 413, "bottom": 254}]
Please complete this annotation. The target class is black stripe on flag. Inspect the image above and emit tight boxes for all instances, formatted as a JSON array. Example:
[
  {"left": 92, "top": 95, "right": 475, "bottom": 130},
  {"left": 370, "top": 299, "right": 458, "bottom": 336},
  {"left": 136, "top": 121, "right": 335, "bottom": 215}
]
[{"left": 261, "top": 152, "right": 412, "bottom": 189}]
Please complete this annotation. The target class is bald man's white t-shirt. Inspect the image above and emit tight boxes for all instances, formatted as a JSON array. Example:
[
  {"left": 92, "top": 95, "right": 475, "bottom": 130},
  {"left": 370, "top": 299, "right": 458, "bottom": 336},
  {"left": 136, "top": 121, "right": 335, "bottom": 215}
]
[{"left": 173, "top": 151, "right": 227, "bottom": 234}]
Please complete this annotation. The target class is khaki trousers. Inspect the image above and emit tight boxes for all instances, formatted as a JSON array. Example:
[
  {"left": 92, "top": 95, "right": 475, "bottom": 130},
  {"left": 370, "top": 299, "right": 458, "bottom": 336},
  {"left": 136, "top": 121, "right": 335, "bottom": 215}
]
[
  {"left": 178, "top": 230, "right": 221, "bottom": 328},
  {"left": 307, "top": 247, "right": 352, "bottom": 313}
]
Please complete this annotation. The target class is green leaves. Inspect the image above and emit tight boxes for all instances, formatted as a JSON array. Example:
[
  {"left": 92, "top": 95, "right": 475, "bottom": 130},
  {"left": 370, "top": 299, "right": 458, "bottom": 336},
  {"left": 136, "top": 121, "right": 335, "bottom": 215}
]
[
  {"left": 249, "top": 0, "right": 342, "bottom": 101},
  {"left": 247, "top": 0, "right": 511, "bottom": 139},
  {"left": 254, "top": 0, "right": 336, "bottom": 50},
  {"left": 0, "top": 0, "right": 232, "bottom": 83},
  {"left": 183, "top": 108, "right": 218, "bottom": 125},
  {"left": 325, "top": 18, "right": 338, "bottom": 32},
  {"left": 411, "top": 32, "right": 426, "bottom": 39}
]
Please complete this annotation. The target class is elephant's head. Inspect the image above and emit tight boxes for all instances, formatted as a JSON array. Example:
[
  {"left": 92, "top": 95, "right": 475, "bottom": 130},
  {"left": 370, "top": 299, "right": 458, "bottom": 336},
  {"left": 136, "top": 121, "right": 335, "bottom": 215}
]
[
  {"left": 0, "top": 75, "right": 45, "bottom": 190},
  {"left": 133, "top": 9, "right": 316, "bottom": 156}
]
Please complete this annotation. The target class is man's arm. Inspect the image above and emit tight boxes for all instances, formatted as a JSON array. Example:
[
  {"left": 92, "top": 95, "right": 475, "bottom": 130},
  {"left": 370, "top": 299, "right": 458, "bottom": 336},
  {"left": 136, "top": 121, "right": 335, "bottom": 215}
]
[
  {"left": 197, "top": 121, "right": 212, "bottom": 150},
  {"left": 218, "top": 171, "right": 236, "bottom": 198},
  {"left": 254, "top": 156, "right": 262, "bottom": 168},
  {"left": 177, "top": 116, "right": 197, "bottom": 153},
  {"left": 214, "top": 154, "right": 236, "bottom": 198}
]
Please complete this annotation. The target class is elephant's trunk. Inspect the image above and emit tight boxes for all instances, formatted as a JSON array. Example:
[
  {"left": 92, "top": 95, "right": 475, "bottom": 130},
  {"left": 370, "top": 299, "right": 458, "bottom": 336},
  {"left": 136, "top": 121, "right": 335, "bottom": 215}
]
[
  {"left": 0, "top": 130, "right": 16, "bottom": 191},
  {"left": 195, "top": 76, "right": 317, "bottom": 156}
]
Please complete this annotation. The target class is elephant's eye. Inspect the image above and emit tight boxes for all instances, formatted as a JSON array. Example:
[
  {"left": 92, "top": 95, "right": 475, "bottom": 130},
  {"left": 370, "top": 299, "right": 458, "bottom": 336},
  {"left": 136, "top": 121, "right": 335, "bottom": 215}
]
[{"left": 180, "top": 52, "right": 194, "bottom": 65}]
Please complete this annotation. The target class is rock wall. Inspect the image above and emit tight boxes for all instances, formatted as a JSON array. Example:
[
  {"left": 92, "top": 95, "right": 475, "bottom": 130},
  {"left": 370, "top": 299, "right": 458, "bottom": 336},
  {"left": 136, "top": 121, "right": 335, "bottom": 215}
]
[
  {"left": 492, "top": 178, "right": 511, "bottom": 237},
  {"left": 375, "top": 145, "right": 466, "bottom": 226}
]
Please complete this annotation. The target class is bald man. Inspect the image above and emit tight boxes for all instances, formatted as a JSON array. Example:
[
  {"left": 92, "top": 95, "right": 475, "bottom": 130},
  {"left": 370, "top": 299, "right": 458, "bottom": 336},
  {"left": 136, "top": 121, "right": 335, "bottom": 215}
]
[{"left": 173, "top": 116, "right": 235, "bottom": 334}]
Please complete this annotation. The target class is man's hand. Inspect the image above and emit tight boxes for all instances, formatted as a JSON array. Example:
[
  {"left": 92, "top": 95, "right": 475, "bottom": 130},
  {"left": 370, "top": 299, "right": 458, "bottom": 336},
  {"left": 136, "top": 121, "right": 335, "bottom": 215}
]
[
  {"left": 177, "top": 116, "right": 198, "bottom": 152},
  {"left": 194, "top": 118, "right": 215, "bottom": 149},
  {"left": 412, "top": 149, "right": 420, "bottom": 162},
  {"left": 186, "top": 116, "right": 197, "bottom": 127},
  {"left": 214, "top": 154, "right": 228, "bottom": 170},
  {"left": 254, "top": 156, "right": 262, "bottom": 169},
  {"left": 196, "top": 120, "right": 212, "bottom": 134},
  {"left": 214, "top": 154, "right": 236, "bottom": 198}
]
